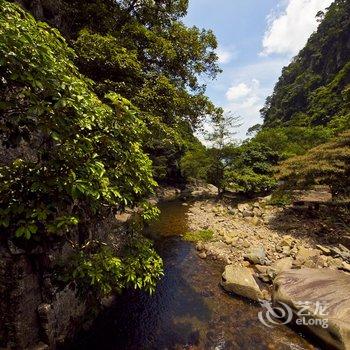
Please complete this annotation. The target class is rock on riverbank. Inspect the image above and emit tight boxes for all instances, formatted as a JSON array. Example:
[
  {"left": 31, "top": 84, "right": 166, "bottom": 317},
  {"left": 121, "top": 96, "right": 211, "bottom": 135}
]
[
  {"left": 186, "top": 198, "right": 350, "bottom": 349},
  {"left": 274, "top": 268, "right": 350, "bottom": 350},
  {"left": 187, "top": 199, "right": 350, "bottom": 276}
]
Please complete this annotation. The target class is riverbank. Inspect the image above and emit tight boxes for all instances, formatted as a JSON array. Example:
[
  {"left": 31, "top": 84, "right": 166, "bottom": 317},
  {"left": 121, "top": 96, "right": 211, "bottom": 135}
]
[
  {"left": 186, "top": 198, "right": 350, "bottom": 275},
  {"left": 184, "top": 196, "right": 350, "bottom": 349}
]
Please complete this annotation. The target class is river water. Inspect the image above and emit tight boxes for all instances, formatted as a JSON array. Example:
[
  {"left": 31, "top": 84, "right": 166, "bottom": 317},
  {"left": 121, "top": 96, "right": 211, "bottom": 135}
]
[{"left": 69, "top": 201, "right": 320, "bottom": 350}]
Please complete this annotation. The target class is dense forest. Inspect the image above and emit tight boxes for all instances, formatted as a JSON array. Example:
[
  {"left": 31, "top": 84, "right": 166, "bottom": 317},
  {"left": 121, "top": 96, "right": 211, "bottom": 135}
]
[{"left": 0, "top": 0, "right": 349, "bottom": 298}]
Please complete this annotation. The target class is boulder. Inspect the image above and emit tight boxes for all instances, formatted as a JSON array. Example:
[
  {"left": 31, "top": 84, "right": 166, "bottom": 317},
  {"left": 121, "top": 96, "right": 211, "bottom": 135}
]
[
  {"left": 244, "top": 245, "right": 269, "bottom": 265},
  {"left": 196, "top": 242, "right": 204, "bottom": 251},
  {"left": 294, "top": 246, "right": 320, "bottom": 267},
  {"left": 270, "top": 257, "right": 293, "bottom": 275},
  {"left": 330, "top": 246, "right": 350, "bottom": 262},
  {"left": 181, "top": 184, "right": 218, "bottom": 199},
  {"left": 221, "top": 266, "right": 263, "bottom": 301},
  {"left": 342, "top": 261, "right": 350, "bottom": 273},
  {"left": 198, "top": 252, "right": 207, "bottom": 259},
  {"left": 274, "top": 268, "right": 350, "bottom": 350}
]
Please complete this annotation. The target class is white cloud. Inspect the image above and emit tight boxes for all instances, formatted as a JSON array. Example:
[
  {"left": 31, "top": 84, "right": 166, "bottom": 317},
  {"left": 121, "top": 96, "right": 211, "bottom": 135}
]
[
  {"left": 226, "top": 83, "right": 251, "bottom": 101},
  {"left": 224, "top": 79, "right": 265, "bottom": 139},
  {"left": 217, "top": 47, "right": 236, "bottom": 64},
  {"left": 261, "top": 0, "right": 333, "bottom": 56}
]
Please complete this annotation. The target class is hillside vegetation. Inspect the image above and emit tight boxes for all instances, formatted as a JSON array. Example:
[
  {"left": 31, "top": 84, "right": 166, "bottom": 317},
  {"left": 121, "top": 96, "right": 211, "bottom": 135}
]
[{"left": 184, "top": 0, "right": 349, "bottom": 198}]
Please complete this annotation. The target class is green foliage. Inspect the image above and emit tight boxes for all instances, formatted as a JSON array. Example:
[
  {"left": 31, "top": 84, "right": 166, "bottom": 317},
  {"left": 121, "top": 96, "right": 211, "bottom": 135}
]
[
  {"left": 140, "top": 202, "right": 161, "bottom": 223},
  {"left": 224, "top": 142, "right": 279, "bottom": 195},
  {"left": 269, "top": 190, "right": 292, "bottom": 207},
  {"left": 225, "top": 169, "right": 277, "bottom": 195},
  {"left": 59, "top": 0, "right": 222, "bottom": 183},
  {"left": 180, "top": 143, "right": 212, "bottom": 181},
  {"left": 0, "top": 2, "right": 156, "bottom": 241},
  {"left": 261, "top": 0, "right": 350, "bottom": 127},
  {"left": 277, "top": 131, "right": 350, "bottom": 197},
  {"left": 71, "top": 238, "right": 163, "bottom": 296},
  {"left": 253, "top": 126, "right": 334, "bottom": 158},
  {"left": 204, "top": 112, "right": 241, "bottom": 193},
  {"left": 183, "top": 229, "right": 213, "bottom": 242}
]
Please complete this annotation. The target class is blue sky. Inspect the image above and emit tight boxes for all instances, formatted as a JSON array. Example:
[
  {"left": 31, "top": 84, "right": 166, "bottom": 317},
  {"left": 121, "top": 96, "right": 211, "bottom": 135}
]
[{"left": 184, "top": 0, "right": 333, "bottom": 139}]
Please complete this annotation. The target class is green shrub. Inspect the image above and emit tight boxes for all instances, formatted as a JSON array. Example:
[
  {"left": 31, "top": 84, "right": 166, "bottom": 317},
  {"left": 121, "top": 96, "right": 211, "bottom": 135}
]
[
  {"left": 183, "top": 229, "right": 214, "bottom": 242},
  {"left": 70, "top": 238, "right": 163, "bottom": 296}
]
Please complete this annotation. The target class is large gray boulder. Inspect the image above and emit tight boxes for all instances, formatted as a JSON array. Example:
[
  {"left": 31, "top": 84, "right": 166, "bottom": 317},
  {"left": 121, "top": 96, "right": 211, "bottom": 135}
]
[
  {"left": 273, "top": 268, "right": 350, "bottom": 350},
  {"left": 221, "top": 266, "right": 263, "bottom": 301}
]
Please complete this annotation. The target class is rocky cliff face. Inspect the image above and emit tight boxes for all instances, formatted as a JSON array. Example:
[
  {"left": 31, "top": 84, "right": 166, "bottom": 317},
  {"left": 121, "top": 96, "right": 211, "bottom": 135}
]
[{"left": 0, "top": 214, "right": 128, "bottom": 349}]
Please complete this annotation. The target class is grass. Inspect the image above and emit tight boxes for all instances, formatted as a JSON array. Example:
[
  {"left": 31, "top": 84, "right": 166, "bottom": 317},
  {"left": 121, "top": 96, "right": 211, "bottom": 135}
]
[{"left": 183, "top": 229, "right": 214, "bottom": 242}]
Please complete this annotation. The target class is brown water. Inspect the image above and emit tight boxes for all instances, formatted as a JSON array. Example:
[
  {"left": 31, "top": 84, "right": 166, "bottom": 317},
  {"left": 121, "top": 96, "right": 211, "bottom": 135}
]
[{"left": 68, "top": 201, "right": 321, "bottom": 350}]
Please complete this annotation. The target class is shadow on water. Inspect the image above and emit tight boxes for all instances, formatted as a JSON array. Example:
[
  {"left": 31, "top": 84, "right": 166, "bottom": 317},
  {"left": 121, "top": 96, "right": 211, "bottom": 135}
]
[{"left": 67, "top": 201, "right": 321, "bottom": 350}]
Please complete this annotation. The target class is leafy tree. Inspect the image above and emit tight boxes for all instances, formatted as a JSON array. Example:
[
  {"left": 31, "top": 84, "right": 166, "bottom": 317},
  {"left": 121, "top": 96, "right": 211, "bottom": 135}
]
[
  {"left": 180, "top": 142, "right": 212, "bottom": 181},
  {"left": 0, "top": 1, "right": 162, "bottom": 293},
  {"left": 253, "top": 126, "right": 334, "bottom": 158},
  {"left": 224, "top": 142, "right": 279, "bottom": 196},
  {"left": 17, "top": 0, "right": 222, "bottom": 183},
  {"left": 205, "top": 112, "right": 241, "bottom": 193},
  {"left": 277, "top": 131, "right": 350, "bottom": 197}
]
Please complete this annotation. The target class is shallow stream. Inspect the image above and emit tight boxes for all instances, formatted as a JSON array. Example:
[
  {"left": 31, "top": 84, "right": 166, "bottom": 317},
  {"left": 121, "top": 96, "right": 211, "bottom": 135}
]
[{"left": 69, "top": 201, "right": 320, "bottom": 350}]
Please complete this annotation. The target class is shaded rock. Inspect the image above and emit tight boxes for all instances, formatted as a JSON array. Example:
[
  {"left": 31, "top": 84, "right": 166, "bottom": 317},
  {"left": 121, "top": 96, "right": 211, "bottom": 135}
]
[
  {"left": 330, "top": 246, "right": 350, "bottom": 262},
  {"left": 242, "top": 210, "right": 254, "bottom": 218},
  {"left": 221, "top": 266, "right": 263, "bottom": 301},
  {"left": 255, "top": 265, "right": 268, "bottom": 274},
  {"left": 7, "top": 240, "right": 25, "bottom": 255},
  {"left": 196, "top": 242, "right": 204, "bottom": 251},
  {"left": 182, "top": 184, "right": 218, "bottom": 199},
  {"left": 31, "top": 342, "right": 49, "bottom": 350},
  {"left": 341, "top": 236, "right": 350, "bottom": 249},
  {"left": 274, "top": 268, "right": 350, "bottom": 350}
]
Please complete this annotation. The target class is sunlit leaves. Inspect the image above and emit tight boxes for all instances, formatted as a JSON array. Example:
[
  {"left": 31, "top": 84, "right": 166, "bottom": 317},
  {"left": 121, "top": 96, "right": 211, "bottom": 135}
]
[{"left": 0, "top": 2, "right": 155, "bottom": 240}]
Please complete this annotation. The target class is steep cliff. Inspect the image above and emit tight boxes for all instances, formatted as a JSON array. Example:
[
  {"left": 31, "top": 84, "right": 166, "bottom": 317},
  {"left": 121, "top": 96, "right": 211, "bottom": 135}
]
[{"left": 261, "top": 0, "right": 350, "bottom": 127}]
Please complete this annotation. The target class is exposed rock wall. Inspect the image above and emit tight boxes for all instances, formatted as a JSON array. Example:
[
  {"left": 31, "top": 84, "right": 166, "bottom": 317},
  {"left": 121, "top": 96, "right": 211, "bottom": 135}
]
[{"left": 0, "top": 214, "right": 129, "bottom": 349}]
